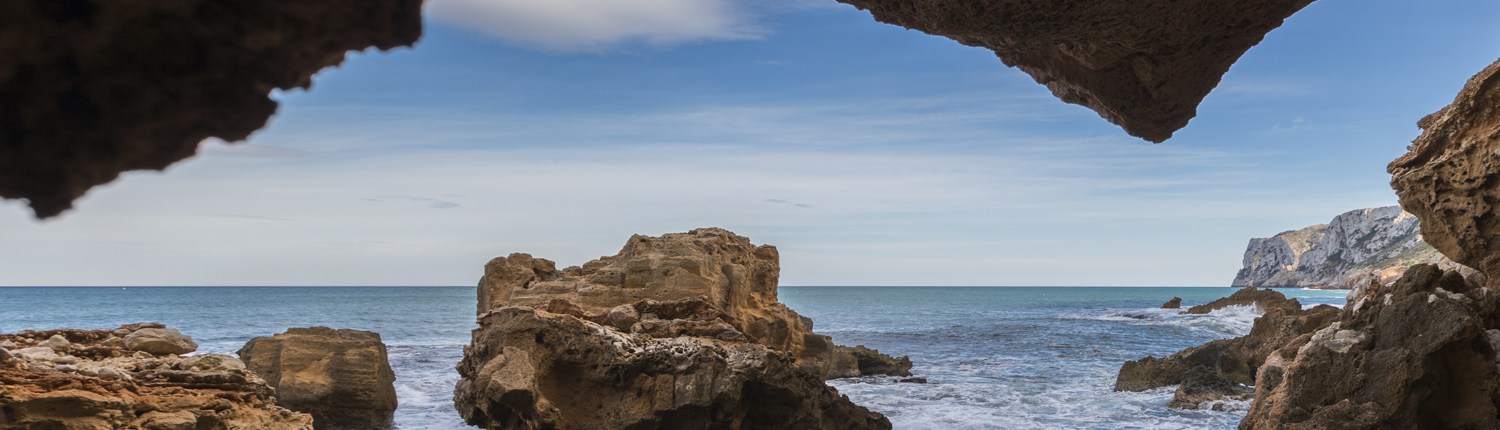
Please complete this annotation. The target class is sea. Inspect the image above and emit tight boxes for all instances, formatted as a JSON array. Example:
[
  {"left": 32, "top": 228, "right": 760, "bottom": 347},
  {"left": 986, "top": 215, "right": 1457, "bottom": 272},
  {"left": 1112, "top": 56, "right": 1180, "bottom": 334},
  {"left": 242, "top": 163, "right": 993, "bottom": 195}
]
[{"left": 0, "top": 286, "right": 1348, "bottom": 429}]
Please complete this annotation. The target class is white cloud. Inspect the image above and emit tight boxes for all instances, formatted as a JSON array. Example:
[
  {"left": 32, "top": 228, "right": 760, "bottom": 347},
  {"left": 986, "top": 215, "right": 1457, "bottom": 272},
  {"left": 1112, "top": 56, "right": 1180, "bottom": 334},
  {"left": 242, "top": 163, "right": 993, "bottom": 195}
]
[{"left": 425, "top": 0, "right": 763, "bottom": 51}]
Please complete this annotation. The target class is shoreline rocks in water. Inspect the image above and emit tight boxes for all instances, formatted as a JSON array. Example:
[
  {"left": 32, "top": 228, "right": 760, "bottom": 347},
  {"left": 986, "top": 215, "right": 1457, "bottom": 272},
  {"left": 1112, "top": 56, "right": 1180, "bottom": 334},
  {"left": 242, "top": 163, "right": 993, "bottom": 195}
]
[
  {"left": 1184, "top": 286, "right": 1302, "bottom": 315},
  {"left": 1168, "top": 365, "right": 1253, "bottom": 410},
  {"left": 239, "top": 327, "right": 398, "bottom": 430},
  {"left": 1161, "top": 297, "right": 1182, "bottom": 309},
  {"left": 455, "top": 228, "right": 899, "bottom": 429},
  {"left": 0, "top": 323, "right": 312, "bottom": 429}
]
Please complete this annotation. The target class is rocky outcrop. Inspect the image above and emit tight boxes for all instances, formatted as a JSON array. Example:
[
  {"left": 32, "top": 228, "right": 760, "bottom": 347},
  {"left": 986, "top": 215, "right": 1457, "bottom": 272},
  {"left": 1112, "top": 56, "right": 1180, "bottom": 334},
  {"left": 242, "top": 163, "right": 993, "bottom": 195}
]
[
  {"left": 1240, "top": 264, "right": 1500, "bottom": 429},
  {"left": 1390, "top": 58, "right": 1500, "bottom": 289},
  {"left": 834, "top": 0, "right": 1315, "bottom": 142},
  {"left": 1184, "top": 287, "right": 1303, "bottom": 315},
  {"left": 239, "top": 327, "right": 398, "bottom": 430},
  {"left": 1116, "top": 290, "right": 1339, "bottom": 392},
  {"left": 1232, "top": 206, "right": 1479, "bottom": 289},
  {"left": 1168, "top": 366, "right": 1253, "bottom": 410},
  {"left": 457, "top": 229, "right": 900, "bottom": 430},
  {"left": 476, "top": 228, "right": 910, "bottom": 380},
  {"left": 0, "top": 324, "right": 312, "bottom": 429},
  {"left": 1162, "top": 297, "right": 1182, "bottom": 309},
  {"left": 455, "top": 300, "right": 892, "bottom": 430},
  {"left": 0, "top": 0, "right": 423, "bottom": 218},
  {"left": 125, "top": 327, "right": 199, "bottom": 355}
]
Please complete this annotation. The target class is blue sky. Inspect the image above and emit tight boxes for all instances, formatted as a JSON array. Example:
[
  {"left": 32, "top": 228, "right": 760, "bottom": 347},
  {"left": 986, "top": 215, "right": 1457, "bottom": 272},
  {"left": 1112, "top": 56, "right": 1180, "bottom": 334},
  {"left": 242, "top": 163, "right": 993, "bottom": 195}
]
[{"left": 3, "top": 0, "right": 1498, "bottom": 286}]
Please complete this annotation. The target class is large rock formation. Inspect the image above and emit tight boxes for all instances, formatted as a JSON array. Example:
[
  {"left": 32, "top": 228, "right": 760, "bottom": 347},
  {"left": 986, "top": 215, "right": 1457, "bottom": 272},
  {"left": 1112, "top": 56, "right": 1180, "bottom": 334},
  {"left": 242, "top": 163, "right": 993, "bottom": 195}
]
[
  {"left": 835, "top": 0, "right": 1315, "bottom": 142},
  {"left": 0, "top": 324, "right": 312, "bottom": 429},
  {"left": 239, "top": 327, "right": 398, "bottom": 430},
  {"left": 1390, "top": 58, "right": 1500, "bottom": 289},
  {"left": 1232, "top": 206, "right": 1479, "bottom": 289},
  {"left": 456, "top": 228, "right": 901, "bottom": 430},
  {"left": 477, "top": 228, "right": 910, "bottom": 380},
  {"left": 0, "top": 0, "right": 423, "bottom": 218},
  {"left": 1184, "top": 286, "right": 1304, "bottom": 315}
]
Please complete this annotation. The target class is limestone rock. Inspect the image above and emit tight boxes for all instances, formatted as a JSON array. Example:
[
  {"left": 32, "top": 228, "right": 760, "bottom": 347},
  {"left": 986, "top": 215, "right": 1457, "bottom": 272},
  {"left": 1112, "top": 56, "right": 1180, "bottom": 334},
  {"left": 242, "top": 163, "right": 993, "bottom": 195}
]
[
  {"left": 125, "top": 328, "right": 198, "bottom": 355},
  {"left": 1162, "top": 297, "right": 1182, "bottom": 309},
  {"left": 1168, "top": 366, "right": 1252, "bottom": 410},
  {"left": 454, "top": 304, "right": 892, "bottom": 430},
  {"left": 1184, "top": 287, "right": 1302, "bottom": 315},
  {"left": 1232, "top": 206, "right": 1479, "bottom": 289},
  {"left": 1390, "top": 58, "right": 1500, "bottom": 289},
  {"left": 834, "top": 0, "right": 1315, "bottom": 142},
  {"left": 1116, "top": 300, "right": 1339, "bottom": 392},
  {"left": 0, "top": 0, "right": 423, "bottom": 218},
  {"left": 238, "top": 327, "right": 398, "bottom": 430},
  {"left": 477, "top": 228, "right": 910, "bottom": 380},
  {"left": 0, "top": 327, "right": 312, "bottom": 429}
]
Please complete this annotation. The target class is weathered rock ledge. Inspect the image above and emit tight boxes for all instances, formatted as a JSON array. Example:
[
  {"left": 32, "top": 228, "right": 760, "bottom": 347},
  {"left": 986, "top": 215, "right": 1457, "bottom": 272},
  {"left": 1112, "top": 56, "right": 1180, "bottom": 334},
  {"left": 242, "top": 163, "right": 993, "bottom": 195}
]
[
  {"left": 240, "top": 327, "right": 398, "bottom": 430},
  {"left": 455, "top": 228, "right": 902, "bottom": 429},
  {"left": 0, "top": 323, "right": 312, "bottom": 429}
]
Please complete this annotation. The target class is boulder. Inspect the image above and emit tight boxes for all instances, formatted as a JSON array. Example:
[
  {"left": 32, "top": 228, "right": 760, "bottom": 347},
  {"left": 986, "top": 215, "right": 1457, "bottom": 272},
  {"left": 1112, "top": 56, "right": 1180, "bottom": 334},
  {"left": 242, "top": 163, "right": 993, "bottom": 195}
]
[
  {"left": 1168, "top": 366, "right": 1253, "bottom": 410},
  {"left": 454, "top": 301, "right": 892, "bottom": 430},
  {"left": 1183, "top": 286, "right": 1301, "bottom": 314},
  {"left": 834, "top": 0, "right": 1315, "bottom": 142},
  {"left": 238, "top": 327, "right": 398, "bottom": 430},
  {"left": 477, "top": 227, "right": 910, "bottom": 380},
  {"left": 1161, "top": 297, "right": 1182, "bottom": 309},
  {"left": 125, "top": 328, "right": 198, "bottom": 355},
  {"left": 0, "top": 327, "right": 312, "bottom": 429}
]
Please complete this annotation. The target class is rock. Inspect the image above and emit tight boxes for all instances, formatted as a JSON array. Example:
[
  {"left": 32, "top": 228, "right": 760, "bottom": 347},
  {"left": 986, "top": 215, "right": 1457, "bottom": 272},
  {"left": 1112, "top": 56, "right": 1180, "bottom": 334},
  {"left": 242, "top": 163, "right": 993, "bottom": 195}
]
[
  {"left": 0, "top": 346, "right": 11, "bottom": 365},
  {"left": 1115, "top": 303, "right": 1340, "bottom": 391},
  {"left": 0, "top": 327, "right": 312, "bottom": 429},
  {"left": 1162, "top": 297, "right": 1182, "bottom": 309},
  {"left": 1, "top": 339, "right": 14, "bottom": 349},
  {"left": 1232, "top": 206, "right": 1478, "bottom": 289},
  {"left": 477, "top": 228, "right": 910, "bottom": 380},
  {"left": 834, "top": 0, "right": 1315, "bottom": 142},
  {"left": 1241, "top": 264, "right": 1500, "bottom": 429},
  {"left": 454, "top": 305, "right": 892, "bottom": 430},
  {"left": 606, "top": 303, "right": 640, "bottom": 331},
  {"left": 1183, "top": 286, "right": 1301, "bottom": 314},
  {"left": 125, "top": 328, "right": 198, "bottom": 355},
  {"left": 238, "top": 327, "right": 398, "bottom": 430},
  {"left": 50, "top": 355, "right": 78, "bottom": 365},
  {"left": 898, "top": 377, "right": 928, "bottom": 384},
  {"left": 1390, "top": 59, "right": 1500, "bottom": 288},
  {"left": 840, "top": 345, "right": 914, "bottom": 377},
  {"left": 38, "top": 334, "right": 68, "bottom": 350},
  {"left": 1167, "top": 366, "right": 1252, "bottom": 409},
  {"left": 0, "top": 0, "right": 424, "bottom": 219}
]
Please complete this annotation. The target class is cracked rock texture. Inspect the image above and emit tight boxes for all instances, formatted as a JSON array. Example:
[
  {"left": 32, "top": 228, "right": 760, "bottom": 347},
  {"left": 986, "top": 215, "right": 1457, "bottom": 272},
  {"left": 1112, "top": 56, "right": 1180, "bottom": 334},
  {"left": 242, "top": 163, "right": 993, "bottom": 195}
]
[
  {"left": 1232, "top": 206, "right": 1479, "bottom": 289},
  {"left": 0, "top": 324, "right": 312, "bottom": 429},
  {"left": 1390, "top": 58, "right": 1500, "bottom": 288},
  {"left": 0, "top": 0, "right": 422, "bottom": 218},
  {"left": 835, "top": 0, "right": 1315, "bottom": 142},
  {"left": 239, "top": 327, "right": 398, "bottom": 430},
  {"left": 477, "top": 227, "right": 910, "bottom": 380}
]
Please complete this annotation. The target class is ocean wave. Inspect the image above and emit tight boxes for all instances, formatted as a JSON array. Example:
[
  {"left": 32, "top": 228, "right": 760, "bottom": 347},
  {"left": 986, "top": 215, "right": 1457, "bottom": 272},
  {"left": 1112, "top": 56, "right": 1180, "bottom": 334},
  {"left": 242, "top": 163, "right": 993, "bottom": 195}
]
[{"left": 1061, "top": 304, "right": 1262, "bottom": 338}]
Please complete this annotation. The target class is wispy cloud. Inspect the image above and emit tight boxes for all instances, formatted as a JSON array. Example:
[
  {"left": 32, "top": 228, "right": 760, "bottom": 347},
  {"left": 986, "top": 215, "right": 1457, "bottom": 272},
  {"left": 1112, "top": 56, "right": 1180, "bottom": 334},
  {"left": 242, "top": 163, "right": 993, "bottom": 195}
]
[{"left": 425, "top": 0, "right": 764, "bottom": 52}]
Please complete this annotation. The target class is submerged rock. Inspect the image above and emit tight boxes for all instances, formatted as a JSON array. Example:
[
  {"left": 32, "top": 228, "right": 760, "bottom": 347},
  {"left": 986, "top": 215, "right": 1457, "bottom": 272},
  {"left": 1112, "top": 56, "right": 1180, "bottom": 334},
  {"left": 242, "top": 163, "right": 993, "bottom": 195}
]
[
  {"left": 239, "top": 327, "right": 398, "bottom": 430},
  {"left": 457, "top": 228, "right": 898, "bottom": 429},
  {"left": 0, "top": 324, "right": 312, "bottom": 429},
  {"left": 1183, "top": 286, "right": 1302, "bottom": 314}
]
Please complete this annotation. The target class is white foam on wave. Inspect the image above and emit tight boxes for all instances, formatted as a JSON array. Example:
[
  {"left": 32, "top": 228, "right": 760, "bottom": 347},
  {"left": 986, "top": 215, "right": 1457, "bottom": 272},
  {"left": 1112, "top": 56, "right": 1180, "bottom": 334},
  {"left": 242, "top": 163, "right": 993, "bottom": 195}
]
[
  {"left": 386, "top": 345, "right": 474, "bottom": 430},
  {"left": 1063, "top": 304, "right": 1263, "bottom": 338}
]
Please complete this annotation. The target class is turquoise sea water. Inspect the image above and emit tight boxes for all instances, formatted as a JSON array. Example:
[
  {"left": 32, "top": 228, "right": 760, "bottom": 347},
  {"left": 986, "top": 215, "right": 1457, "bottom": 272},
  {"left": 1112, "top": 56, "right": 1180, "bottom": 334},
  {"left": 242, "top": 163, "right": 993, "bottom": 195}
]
[{"left": 0, "top": 286, "right": 1347, "bottom": 429}]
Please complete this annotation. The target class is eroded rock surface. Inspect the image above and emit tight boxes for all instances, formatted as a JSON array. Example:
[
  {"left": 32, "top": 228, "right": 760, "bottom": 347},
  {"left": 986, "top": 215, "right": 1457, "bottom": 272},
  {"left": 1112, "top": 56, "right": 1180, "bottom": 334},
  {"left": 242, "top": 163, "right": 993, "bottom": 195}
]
[
  {"left": 1168, "top": 365, "right": 1253, "bottom": 410},
  {"left": 835, "top": 0, "right": 1315, "bottom": 142},
  {"left": 1390, "top": 58, "right": 1500, "bottom": 288},
  {"left": 477, "top": 227, "right": 910, "bottom": 380},
  {"left": 457, "top": 228, "right": 900, "bottom": 429},
  {"left": 239, "top": 327, "right": 398, "bottom": 430},
  {"left": 0, "top": 324, "right": 311, "bottom": 429},
  {"left": 1233, "top": 206, "right": 1479, "bottom": 289},
  {"left": 0, "top": 0, "right": 423, "bottom": 218},
  {"left": 1184, "top": 287, "right": 1303, "bottom": 315}
]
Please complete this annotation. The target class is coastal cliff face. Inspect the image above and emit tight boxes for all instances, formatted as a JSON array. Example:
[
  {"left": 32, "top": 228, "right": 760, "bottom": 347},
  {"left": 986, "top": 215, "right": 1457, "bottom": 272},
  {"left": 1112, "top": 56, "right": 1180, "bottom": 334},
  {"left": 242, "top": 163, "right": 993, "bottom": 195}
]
[
  {"left": 1231, "top": 206, "right": 1478, "bottom": 289},
  {"left": 0, "top": 324, "right": 312, "bottom": 429},
  {"left": 835, "top": 0, "right": 1314, "bottom": 142},
  {"left": 456, "top": 228, "right": 901, "bottom": 430}
]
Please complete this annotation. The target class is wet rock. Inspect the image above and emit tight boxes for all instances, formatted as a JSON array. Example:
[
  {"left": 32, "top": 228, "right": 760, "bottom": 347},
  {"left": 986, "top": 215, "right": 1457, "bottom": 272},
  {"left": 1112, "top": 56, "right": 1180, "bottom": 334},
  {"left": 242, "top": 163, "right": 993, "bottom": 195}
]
[
  {"left": 834, "top": 0, "right": 1315, "bottom": 142},
  {"left": 477, "top": 228, "right": 909, "bottom": 380},
  {"left": 454, "top": 305, "right": 892, "bottom": 430},
  {"left": 0, "top": 326, "right": 311, "bottom": 429},
  {"left": 1168, "top": 366, "right": 1252, "bottom": 409},
  {"left": 125, "top": 328, "right": 198, "bottom": 355},
  {"left": 1162, "top": 297, "right": 1182, "bottom": 309},
  {"left": 897, "top": 377, "right": 928, "bottom": 384},
  {"left": 0, "top": 0, "right": 424, "bottom": 218},
  {"left": 1116, "top": 303, "right": 1339, "bottom": 391},
  {"left": 840, "top": 345, "right": 914, "bottom": 377},
  {"left": 1184, "top": 286, "right": 1301, "bottom": 314},
  {"left": 239, "top": 327, "right": 397, "bottom": 430}
]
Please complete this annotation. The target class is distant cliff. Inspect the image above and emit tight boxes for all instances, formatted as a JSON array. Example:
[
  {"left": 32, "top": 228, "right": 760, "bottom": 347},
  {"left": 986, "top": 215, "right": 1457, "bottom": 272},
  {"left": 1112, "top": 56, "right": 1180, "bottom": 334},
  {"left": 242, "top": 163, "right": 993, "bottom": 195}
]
[{"left": 1232, "top": 206, "right": 1473, "bottom": 289}]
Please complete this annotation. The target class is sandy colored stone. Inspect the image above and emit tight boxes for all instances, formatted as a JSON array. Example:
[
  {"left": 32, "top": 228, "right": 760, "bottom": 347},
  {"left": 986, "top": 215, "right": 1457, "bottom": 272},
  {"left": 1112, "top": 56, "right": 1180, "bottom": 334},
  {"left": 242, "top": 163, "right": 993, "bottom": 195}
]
[
  {"left": 124, "top": 328, "right": 198, "bottom": 355},
  {"left": 238, "top": 327, "right": 397, "bottom": 430}
]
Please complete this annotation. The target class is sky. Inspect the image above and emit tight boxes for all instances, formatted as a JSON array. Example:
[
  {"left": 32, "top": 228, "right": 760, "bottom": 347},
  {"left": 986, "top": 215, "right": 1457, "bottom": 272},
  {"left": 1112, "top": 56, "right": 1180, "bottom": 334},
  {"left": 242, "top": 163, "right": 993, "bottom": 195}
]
[{"left": 3, "top": 0, "right": 1498, "bottom": 287}]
